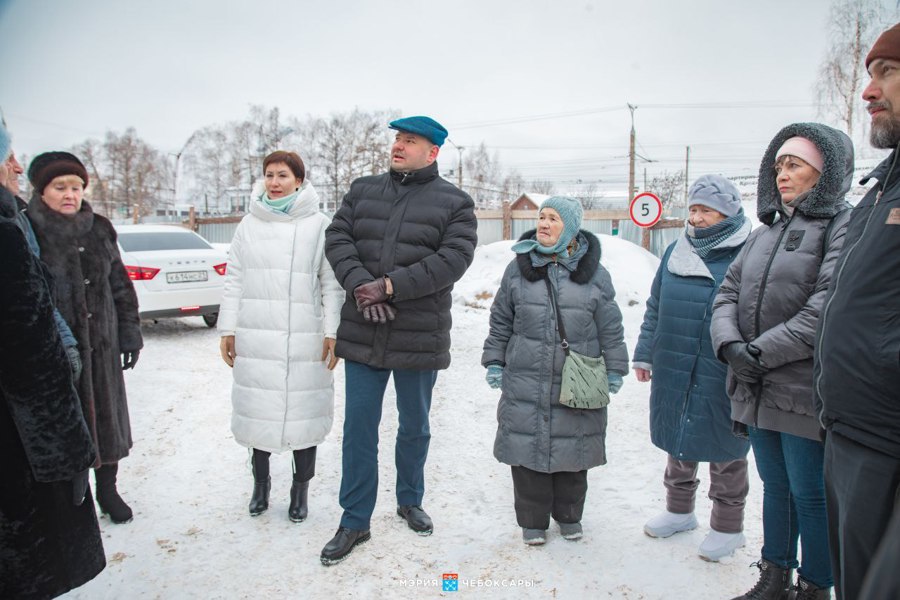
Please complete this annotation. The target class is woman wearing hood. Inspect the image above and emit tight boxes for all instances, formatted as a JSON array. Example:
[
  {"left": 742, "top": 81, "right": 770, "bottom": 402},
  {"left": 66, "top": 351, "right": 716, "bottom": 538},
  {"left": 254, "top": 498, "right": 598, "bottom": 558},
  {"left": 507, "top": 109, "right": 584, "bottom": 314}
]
[
  {"left": 218, "top": 151, "right": 343, "bottom": 522},
  {"left": 634, "top": 175, "right": 752, "bottom": 562},
  {"left": 482, "top": 196, "right": 628, "bottom": 545},
  {"left": 711, "top": 123, "right": 853, "bottom": 600}
]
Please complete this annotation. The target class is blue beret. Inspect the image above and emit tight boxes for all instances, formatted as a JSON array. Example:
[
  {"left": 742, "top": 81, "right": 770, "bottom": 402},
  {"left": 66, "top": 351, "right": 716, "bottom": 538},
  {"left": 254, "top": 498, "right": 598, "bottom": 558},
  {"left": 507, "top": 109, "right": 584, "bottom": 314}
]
[{"left": 388, "top": 116, "right": 448, "bottom": 147}]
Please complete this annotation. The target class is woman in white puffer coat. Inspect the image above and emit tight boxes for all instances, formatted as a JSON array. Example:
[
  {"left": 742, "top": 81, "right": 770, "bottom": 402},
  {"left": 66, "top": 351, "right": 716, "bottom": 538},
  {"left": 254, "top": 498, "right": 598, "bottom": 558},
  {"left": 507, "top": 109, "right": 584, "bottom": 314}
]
[{"left": 218, "top": 150, "right": 343, "bottom": 522}]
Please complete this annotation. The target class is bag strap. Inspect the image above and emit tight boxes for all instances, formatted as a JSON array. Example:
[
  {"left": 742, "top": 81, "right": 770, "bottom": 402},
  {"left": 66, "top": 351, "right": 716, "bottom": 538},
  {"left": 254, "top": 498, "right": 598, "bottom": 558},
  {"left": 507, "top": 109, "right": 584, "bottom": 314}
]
[{"left": 544, "top": 276, "right": 570, "bottom": 355}]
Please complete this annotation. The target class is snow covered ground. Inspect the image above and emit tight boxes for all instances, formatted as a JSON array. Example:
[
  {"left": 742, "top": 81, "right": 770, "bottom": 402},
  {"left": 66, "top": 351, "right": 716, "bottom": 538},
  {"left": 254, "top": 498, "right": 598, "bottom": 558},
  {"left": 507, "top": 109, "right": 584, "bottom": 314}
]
[{"left": 65, "top": 235, "right": 767, "bottom": 600}]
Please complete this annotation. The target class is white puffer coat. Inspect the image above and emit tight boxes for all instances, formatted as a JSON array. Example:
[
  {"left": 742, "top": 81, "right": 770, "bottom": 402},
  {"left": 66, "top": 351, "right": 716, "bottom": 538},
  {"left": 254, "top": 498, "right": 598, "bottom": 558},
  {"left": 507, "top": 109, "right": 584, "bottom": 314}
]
[{"left": 218, "top": 181, "right": 343, "bottom": 452}]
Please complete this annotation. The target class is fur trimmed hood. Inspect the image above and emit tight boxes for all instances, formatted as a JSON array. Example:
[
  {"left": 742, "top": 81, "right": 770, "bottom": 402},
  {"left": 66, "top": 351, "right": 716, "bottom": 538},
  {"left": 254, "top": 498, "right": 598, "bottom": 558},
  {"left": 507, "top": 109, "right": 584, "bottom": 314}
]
[
  {"left": 515, "top": 228, "right": 601, "bottom": 283},
  {"left": 757, "top": 122, "right": 854, "bottom": 225}
]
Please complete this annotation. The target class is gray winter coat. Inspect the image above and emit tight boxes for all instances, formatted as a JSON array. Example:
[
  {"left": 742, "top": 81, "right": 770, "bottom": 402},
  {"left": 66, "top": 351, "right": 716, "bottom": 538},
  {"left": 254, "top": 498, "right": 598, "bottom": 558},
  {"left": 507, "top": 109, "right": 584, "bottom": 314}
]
[
  {"left": 711, "top": 123, "right": 853, "bottom": 441},
  {"left": 482, "top": 231, "right": 628, "bottom": 472}
]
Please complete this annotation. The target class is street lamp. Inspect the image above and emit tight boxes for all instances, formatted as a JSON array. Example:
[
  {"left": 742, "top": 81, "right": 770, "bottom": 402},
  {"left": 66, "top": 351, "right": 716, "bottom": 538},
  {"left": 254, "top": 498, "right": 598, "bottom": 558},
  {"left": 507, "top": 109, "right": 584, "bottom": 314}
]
[{"left": 172, "top": 131, "right": 198, "bottom": 215}]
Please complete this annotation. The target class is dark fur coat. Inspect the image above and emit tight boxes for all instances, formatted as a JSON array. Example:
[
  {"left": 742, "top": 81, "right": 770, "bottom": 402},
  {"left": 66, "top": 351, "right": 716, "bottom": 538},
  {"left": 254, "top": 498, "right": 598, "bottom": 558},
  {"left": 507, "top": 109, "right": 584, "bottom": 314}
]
[
  {"left": 0, "top": 189, "right": 106, "bottom": 598},
  {"left": 27, "top": 197, "right": 143, "bottom": 465}
]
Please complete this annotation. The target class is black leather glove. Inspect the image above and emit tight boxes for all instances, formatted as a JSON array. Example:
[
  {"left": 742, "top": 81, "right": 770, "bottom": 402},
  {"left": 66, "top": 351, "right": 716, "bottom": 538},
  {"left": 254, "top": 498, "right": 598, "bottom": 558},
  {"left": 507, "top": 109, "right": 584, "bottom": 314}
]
[
  {"left": 354, "top": 278, "right": 389, "bottom": 309},
  {"left": 66, "top": 346, "right": 83, "bottom": 381},
  {"left": 722, "top": 342, "right": 766, "bottom": 383},
  {"left": 71, "top": 469, "right": 89, "bottom": 506},
  {"left": 362, "top": 302, "right": 397, "bottom": 324},
  {"left": 122, "top": 349, "right": 140, "bottom": 370}
]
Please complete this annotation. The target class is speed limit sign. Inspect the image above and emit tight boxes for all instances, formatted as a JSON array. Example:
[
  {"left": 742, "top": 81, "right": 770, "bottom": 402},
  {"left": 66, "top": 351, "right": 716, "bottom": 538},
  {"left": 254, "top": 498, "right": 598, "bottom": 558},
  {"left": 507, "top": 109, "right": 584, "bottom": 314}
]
[{"left": 629, "top": 192, "right": 663, "bottom": 228}]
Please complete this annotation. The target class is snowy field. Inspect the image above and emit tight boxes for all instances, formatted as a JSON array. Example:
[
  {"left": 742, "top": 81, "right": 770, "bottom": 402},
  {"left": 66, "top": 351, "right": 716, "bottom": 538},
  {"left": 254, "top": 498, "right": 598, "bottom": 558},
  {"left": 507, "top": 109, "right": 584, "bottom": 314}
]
[{"left": 65, "top": 235, "right": 767, "bottom": 600}]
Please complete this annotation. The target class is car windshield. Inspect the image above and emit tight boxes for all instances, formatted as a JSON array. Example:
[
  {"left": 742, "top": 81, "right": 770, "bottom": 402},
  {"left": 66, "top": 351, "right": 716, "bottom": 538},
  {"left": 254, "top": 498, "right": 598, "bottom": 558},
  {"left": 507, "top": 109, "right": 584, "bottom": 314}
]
[{"left": 118, "top": 231, "right": 213, "bottom": 252}]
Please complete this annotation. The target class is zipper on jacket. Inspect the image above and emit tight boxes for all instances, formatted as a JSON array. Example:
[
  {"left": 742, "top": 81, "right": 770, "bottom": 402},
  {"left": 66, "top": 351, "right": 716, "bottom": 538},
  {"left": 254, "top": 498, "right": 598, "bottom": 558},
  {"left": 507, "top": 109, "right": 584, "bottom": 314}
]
[
  {"left": 750, "top": 217, "right": 791, "bottom": 426},
  {"left": 280, "top": 221, "right": 299, "bottom": 447},
  {"left": 813, "top": 144, "right": 900, "bottom": 427},
  {"left": 676, "top": 286, "right": 713, "bottom": 455}
]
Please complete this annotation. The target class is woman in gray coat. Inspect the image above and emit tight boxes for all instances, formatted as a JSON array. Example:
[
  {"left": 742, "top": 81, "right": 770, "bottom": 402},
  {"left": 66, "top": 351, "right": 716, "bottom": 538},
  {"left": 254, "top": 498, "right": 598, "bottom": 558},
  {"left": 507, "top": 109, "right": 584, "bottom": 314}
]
[
  {"left": 482, "top": 196, "right": 628, "bottom": 545},
  {"left": 711, "top": 123, "right": 852, "bottom": 600}
]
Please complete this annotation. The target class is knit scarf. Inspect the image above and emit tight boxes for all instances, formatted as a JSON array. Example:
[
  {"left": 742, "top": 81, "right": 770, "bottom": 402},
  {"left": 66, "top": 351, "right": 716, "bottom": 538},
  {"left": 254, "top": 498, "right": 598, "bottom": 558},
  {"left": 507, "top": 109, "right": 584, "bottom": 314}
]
[
  {"left": 685, "top": 210, "right": 746, "bottom": 258},
  {"left": 259, "top": 188, "right": 301, "bottom": 214}
]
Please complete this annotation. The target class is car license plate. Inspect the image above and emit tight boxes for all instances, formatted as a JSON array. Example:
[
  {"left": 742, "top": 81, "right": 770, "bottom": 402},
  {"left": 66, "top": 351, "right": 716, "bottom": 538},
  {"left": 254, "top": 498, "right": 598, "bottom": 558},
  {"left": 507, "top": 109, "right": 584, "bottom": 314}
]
[{"left": 166, "top": 270, "right": 208, "bottom": 284}]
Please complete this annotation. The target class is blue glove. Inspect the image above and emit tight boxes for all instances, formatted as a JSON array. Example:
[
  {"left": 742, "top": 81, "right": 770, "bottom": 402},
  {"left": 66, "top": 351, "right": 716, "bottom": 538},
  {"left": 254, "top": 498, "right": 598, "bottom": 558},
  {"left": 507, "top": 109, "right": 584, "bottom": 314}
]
[
  {"left": 485, "top": 365, "right": 503, "bottom": 389},
  {"left": 608, "top": 372, "right": 624, "bottom": 395}
]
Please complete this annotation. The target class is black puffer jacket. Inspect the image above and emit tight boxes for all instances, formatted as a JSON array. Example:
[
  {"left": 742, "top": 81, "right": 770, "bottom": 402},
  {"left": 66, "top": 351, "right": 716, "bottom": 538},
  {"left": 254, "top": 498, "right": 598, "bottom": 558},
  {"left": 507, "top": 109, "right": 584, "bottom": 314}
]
[
  {"left": 325, "top": 162, "right": 477, "bottom": 370},
  {"left": 27, "top": 197, "right": 143, "bottom": 465},
  {"left": 816, "top": 149, "right": 900, "bottom": 458},
  {"left": 711, "top": 123, "right": 853, "bottom": 441}
]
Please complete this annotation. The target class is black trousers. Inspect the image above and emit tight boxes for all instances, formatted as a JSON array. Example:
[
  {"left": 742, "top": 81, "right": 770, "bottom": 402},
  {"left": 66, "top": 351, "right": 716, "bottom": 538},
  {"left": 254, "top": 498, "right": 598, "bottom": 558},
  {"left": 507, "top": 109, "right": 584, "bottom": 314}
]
[
  {"left": 510, "top": 466, "right": 588, "bottom": 530},
  {"left": 252, "top": 447, "right": 317, "bottom": 483},
  {"left": 824, "top": 431, "right": 900, "bottom": 600}
]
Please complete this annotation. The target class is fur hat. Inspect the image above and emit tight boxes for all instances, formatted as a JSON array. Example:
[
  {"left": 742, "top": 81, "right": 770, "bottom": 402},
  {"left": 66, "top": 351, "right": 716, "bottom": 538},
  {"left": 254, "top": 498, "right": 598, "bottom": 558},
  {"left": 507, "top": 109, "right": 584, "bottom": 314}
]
[
  {"left": 776, "top": 137, "right": 825, "bottom": 173},
  {"left": 388, "top": 116, "right": 448, "bottom": 146},
  {"left": 866, "top": 23, "right": 900, "bottom": 68},
  {"left": 687, "top": 174, "right": 742, "bottom": 217},
  {"left": 28, "top": 151, "right": 89, "bottom": 193},
  {"left": 757, "top": 123, "right": 854, "bottom": 225}
]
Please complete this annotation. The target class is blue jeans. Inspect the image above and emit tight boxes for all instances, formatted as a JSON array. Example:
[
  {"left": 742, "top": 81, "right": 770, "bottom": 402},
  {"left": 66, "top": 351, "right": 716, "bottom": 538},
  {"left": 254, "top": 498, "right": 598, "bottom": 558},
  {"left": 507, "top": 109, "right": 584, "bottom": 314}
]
[
  {"left": 339, "top": 361, "right": 437, "bottom": 530},
  {"left": 749, "top": 427, "right": 832, "bottom": 588}
]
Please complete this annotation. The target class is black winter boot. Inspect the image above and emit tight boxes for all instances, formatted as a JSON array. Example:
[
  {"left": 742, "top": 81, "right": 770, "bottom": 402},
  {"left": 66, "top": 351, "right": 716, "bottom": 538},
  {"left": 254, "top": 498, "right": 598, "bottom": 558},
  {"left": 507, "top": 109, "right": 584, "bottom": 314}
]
[
  {"left": 95, "top": 463, "right": 133, "bottom": 524},
  {"left": 249, "top": 449, "right": 271, "bottom": 517},
  {"left": 789, "top": 577, "right": 831, "bottom": 600},
  {"left": 731, "top": 559, "right": 792, "bottom": 600},
  {"left": 288, "top": 481, "right": 309, "bottom": 523}
]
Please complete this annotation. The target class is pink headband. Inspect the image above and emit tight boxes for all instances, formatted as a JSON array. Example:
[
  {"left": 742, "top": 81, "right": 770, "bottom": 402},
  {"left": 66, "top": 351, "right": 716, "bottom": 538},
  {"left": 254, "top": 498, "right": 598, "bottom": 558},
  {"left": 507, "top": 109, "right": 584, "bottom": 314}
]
[{"left": 776, "top": 137, "right": 824, "bottom": 173}]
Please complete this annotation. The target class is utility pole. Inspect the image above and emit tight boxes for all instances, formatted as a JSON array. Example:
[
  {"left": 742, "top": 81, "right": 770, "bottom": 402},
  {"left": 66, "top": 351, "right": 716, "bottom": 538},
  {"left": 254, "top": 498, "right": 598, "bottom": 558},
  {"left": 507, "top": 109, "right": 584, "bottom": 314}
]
[
  {"left": 684, "top": 145, "right": 691, "bottom": 219},
  {"left": 643, "top": 167, "right": 647, "bottom": 191},
  {"left": 628, "top": 104, "right": 637, "bottom": 204}
]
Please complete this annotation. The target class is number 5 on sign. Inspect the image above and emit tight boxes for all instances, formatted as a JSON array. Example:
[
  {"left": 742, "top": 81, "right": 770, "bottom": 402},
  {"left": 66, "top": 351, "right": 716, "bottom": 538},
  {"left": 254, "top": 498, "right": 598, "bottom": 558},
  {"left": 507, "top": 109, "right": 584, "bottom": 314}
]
[{"left": 629, "top": 192, "right": 662, "bottom": 228}]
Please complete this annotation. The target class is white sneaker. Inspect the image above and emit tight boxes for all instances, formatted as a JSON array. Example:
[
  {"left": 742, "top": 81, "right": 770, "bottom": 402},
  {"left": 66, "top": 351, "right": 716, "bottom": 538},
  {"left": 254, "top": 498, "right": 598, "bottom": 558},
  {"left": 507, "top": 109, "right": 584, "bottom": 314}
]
[
  {"left": 698, "top": 530, "right": 745, "bottom": 562},
  {"left": 643, "top": 510, "right": 699, "bottom": 538}
]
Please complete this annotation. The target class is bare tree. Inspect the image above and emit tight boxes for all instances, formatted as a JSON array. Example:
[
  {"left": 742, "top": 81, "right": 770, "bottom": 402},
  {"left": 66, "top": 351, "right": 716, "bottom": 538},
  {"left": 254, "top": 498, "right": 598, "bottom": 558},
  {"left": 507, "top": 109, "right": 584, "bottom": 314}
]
[
  {"left": 530, "top": 179, "right": 556, "bottom": 195},
  {"left": 576, "top": 181, "right": 607, "bottom": 209},
  {"left": 463, "top": 142, "right": 504, "bottom": 208},
  {"left": 103, "top": 128, "right": 171, "bottom": 218},
  {"left": 500, "top": 169, "right": 526, "bottom": 203},
  {"left": 648, "top": 170, "right": 686, "bottom": 211},
  {"left": 305, "top": 108, "right": 398, "bottom": 211},
  {"left": 72, "top": 138, "right": 113, "bottom": 217},
  {"left": 816, "top": 0, "right": 896, "bottom": 139}
]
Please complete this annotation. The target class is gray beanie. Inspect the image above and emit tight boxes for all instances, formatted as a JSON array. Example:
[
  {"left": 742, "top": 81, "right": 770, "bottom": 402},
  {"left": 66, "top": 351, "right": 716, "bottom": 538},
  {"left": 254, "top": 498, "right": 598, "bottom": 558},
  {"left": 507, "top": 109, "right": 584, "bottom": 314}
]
[{"left": 687, "top": 174, "right": 742, "bottom": 217}]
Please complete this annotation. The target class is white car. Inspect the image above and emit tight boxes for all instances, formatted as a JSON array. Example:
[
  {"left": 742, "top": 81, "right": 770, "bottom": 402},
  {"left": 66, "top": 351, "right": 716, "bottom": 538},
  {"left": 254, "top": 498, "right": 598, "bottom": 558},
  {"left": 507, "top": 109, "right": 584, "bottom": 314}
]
[{"left": 115, "top": 224, "right": 228, "bottom": 327}]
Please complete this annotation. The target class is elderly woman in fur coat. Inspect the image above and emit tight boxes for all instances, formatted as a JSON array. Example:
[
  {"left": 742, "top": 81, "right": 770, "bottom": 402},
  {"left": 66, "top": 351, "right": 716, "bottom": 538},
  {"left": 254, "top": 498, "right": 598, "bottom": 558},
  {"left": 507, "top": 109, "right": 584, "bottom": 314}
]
[
  {"left": 0, "top": 136, "right": 105, "bottom": 597},
  {"left": 482, "top": 196, "right": 628, "bottom": 546},
  {"left": 218, "top": 150, "right": 343, "bottom": 522},
  {"left": 26, "top": 151, "right": 143, "bottom": 525},
  {"left": 712, "top": 123, "right": 853, "bottom": 600}
]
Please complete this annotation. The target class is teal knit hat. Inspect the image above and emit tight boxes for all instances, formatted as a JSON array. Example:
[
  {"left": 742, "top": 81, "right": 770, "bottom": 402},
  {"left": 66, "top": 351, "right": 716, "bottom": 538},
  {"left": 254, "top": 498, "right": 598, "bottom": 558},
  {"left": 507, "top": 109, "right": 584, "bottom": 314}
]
[{"left": 512, "top": 196, "right": 584, "bottom": 255}]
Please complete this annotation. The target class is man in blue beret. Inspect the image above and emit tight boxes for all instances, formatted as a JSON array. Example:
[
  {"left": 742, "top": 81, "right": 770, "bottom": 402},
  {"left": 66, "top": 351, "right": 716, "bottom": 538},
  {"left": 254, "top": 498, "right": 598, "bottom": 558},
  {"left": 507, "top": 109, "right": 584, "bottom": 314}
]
[{"left": 322, "top": 116, "right": 477, "bottom": 565}]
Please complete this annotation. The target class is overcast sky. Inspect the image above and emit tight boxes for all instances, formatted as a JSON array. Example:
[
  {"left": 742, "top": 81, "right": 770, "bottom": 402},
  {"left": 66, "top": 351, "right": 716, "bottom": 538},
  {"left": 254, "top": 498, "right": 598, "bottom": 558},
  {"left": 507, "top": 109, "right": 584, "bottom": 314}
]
[{"left": 1, "top": 0, "right": 895, "bottom": 194}]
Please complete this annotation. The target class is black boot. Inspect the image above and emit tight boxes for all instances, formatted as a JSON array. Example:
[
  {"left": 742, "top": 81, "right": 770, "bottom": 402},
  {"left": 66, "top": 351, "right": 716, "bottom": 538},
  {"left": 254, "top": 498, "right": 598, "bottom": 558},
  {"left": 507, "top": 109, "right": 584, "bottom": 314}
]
[
  {"left": 95, "top": 463, "right": 133, "bottom": 524},
  {"left": 731, "top": 559, "right": 792, "bottom": 600},
  {"left": 789, "top": 577, "right": 831, "bottom": 600},
  {"left": 320, "top": 527, "right": 371, "bottom": 566},
  {"left": 288, "top": 481, "right": 309, "bottom": 523},
  {"left": 249, "top": 449, "right": 271, "bottom": 517}
]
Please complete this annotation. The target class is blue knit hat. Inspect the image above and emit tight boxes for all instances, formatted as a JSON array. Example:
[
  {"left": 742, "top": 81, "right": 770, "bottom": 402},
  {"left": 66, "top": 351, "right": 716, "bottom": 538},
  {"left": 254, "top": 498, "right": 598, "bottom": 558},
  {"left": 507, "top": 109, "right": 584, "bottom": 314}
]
[
  {"left": 0, "top": 121, "right": 10, "bottom": 162},
  {"left": 687, "top": 174, "right": 742, "bottom": 217},
  {"left": 512, "top": 196, "right": 583, "bottom": 255},
  {"left": 388, "top": 116, "right": 448, "bottom": 146}
]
